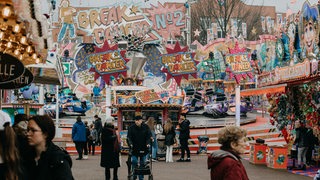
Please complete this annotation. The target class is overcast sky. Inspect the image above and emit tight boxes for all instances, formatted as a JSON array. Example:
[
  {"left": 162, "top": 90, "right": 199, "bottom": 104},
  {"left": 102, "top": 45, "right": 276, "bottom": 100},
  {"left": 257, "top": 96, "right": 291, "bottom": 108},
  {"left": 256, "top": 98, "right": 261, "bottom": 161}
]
[{"left": 247, "top": 0, "right": 318, "bottom": 13}]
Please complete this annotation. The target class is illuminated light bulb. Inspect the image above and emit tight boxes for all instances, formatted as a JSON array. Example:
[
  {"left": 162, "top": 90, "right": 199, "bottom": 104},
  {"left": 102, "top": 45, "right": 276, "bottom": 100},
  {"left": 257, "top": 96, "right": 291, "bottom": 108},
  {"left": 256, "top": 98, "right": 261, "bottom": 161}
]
[
  {"left": 6, "top": 41, "right": 12, "bottom": 48},
  {"left": 19, "top": 54, "right": 23, "bottom": 60},
  {"left": 26, "top": 45, "right": 33, "bottom": 53},
  {"left": 20, "top": 36, "right": 27, "bottom": 44},
  {"left": 32, "top": 53, "right": 37, "bottom": 59},
  {"left": 2, "top": 6, "right": 12, "bottom": 18},
  {"left": 13, "top": 23, "right": 21, "bottom": 33},
  {"left": 0, "top": 31, "right": 4, "bottom": 40},
  {"left": 14, "top": 49, "right": 20, "bottom": 56}
]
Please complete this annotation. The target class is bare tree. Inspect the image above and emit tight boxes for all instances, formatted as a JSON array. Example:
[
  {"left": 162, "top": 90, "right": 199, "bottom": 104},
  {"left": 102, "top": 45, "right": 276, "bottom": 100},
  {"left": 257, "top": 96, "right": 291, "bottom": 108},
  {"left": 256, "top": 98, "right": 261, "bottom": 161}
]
[{"left": 191, "top": 0, "right": 264, "bottom": 44}]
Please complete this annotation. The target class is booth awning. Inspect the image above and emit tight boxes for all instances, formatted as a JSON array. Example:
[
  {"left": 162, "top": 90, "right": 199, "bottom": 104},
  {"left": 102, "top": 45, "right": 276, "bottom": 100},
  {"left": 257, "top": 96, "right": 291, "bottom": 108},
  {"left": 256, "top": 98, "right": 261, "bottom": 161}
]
[
  {"left": 240, "top": 84, "right": 287, "bottom": 97},
  {"left": 27, "top": 63, "right": 63, "bottom": 85}
]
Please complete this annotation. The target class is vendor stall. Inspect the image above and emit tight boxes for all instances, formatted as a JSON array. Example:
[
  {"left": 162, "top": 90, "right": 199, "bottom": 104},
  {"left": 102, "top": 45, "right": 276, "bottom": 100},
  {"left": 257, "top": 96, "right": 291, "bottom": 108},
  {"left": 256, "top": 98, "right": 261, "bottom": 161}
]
[
  {"left": 241, "top": 1, "right": 320, "bottom": 171},
  {"left": 112, "top": 85, "right": 183, "bottom": 153}
]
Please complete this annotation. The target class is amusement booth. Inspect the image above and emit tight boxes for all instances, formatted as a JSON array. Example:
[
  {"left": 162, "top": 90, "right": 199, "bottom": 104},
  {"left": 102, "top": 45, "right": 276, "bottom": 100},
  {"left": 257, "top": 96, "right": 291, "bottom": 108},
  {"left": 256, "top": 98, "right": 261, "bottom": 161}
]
[{"left": 242, "top": 1, "right": 320, "bottom": 171}]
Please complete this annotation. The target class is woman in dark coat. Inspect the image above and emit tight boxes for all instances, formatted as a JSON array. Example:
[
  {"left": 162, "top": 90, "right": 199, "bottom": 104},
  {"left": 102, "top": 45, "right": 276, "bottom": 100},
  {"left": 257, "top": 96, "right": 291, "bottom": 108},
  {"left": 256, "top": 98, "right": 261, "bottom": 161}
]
[
  {"left": 26, "top": 115, "right": 74, "bottom": 180},
  {"left": 100, "top": 123, "right": 120, "bottom": 180}
]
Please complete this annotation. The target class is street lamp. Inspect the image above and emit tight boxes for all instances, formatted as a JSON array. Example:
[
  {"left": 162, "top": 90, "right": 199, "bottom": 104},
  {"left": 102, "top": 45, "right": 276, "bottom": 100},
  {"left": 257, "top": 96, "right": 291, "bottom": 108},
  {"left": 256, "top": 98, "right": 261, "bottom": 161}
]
[{"left": 184, "top": 0, "right": 198, "bottom": 47}]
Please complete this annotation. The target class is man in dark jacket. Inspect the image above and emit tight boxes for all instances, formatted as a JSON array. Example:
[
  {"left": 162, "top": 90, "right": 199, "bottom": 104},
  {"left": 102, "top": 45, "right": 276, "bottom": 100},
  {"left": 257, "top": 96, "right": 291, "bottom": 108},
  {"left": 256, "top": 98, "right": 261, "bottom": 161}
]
[
  {"left": 294, "top": 120, "right": 308, "bottom": 170},
  {"left": 305, "top": 123, "right": 318, "bottom": 165},
  {"left": 94, "top": 115, "right": 103, "bottom": 145},
  {"left": 177, "top": 116, "right": 191, "bottom": 162},
  {"left": 127, "top": 115, "right": 151, "bottom": 180},
  {"left": 72, "top": 116, "right": 87, "bottom": 160}
]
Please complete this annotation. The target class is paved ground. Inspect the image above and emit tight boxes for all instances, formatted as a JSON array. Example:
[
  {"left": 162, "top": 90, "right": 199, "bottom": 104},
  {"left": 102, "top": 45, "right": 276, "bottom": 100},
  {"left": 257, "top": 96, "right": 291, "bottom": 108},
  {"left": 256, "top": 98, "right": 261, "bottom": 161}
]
[{"left": 71, "top": 154, "right": 312, "bottom": 180}]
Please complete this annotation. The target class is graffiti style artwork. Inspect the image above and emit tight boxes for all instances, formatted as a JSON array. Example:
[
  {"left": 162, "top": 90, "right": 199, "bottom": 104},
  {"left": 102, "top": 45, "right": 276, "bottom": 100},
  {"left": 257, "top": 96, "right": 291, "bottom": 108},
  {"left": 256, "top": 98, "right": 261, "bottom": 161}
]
[
  {"left": 57, "top": 0, "right": 76, "bottom": 42},
  {"left": 76, "top": 4, "right": 161, "bottom": 45},
  {"left": 145, "top": 2, "right": 186, "bottom": 41}
]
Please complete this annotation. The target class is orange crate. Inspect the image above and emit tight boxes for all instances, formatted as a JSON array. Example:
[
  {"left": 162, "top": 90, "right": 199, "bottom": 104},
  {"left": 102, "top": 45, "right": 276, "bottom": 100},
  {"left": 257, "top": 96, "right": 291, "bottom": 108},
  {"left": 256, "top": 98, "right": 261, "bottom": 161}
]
[
  {"left": 266, "top": 145, "right": 288, "bottom": 169},
  {"left": 249, "top": 143, "right": 267, "bottom": 165}
]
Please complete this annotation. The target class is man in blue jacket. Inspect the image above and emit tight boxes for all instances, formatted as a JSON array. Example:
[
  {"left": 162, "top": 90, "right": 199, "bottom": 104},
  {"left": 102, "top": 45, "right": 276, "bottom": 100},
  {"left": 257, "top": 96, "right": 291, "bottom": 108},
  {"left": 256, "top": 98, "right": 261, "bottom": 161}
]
[{"left": 72, "top": 116, "right": 87, "bottom": 160}]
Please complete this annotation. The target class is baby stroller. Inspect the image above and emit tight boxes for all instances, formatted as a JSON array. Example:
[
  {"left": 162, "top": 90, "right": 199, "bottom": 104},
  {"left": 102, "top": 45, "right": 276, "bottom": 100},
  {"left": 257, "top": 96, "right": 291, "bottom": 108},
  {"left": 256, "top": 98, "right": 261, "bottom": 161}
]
[
  {"left": 127, "top": 144, "right": 153, "bottom": 180},
  {"left": 156, "top": 136, "right": 166, "bottom": 159}
]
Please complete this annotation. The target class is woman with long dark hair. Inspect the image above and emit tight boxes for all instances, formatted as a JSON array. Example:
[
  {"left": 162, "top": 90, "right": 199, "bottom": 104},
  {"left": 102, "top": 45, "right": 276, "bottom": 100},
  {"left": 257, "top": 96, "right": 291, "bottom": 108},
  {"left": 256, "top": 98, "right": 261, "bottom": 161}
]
[
  {"left": 0, "top": 111, "right": 21, "bottom": 180},
  {"left": 26, "top": 115, "right": 74, "bottom": 180},
  {"left": 163, "top": 118, "right": 176, "bottom": 163}
]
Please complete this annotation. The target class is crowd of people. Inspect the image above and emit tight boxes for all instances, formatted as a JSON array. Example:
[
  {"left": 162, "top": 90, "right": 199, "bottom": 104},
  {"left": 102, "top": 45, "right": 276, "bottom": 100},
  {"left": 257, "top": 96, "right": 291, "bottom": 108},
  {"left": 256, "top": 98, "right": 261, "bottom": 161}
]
[
  {"left": 0, "top": 110, "right": 258, "bottom": 180},
  {"left": 0, "top": 112, "right": 193, "bottom": 180},
  {"left": 0, "top": 112, "right": 74, "bottom": 180}
]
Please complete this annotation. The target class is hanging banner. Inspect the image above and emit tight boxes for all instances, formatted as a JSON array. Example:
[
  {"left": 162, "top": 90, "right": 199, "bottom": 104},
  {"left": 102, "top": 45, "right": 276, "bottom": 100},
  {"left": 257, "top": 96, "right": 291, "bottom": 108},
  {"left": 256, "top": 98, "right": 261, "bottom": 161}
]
[
  {"left": 0, "top": 52, "right": 25, "bottom": 84},
  {"left": 0, "top": 68, "right": 34, "bottom": 89}
]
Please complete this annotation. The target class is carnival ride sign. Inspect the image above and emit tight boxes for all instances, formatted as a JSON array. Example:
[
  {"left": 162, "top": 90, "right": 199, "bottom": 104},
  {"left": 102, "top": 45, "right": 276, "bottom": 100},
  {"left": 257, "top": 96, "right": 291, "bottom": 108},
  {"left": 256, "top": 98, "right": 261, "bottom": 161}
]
[
  {"left": 225, "top": 54, "right": 251, "bottom": 73},
  {"left": 135, "top": 89, "right": 161, "bottom": 104},
  {"left": 225, "top": 42, "right": 253, "bottom": 84},
  {"left": 88, "top": 41, "right": 129, "bottom": 84},
  {"left": 145, "top": 2, "right": 186, "bottom": 41},
  {"left": 161, "top": 42, "right": 198, "bottom": 85},
  {"left": 87, "top": 51, "right": 127, "bottom": 74},
  {"left": 257, "top": 59, "right": 311, "bottom": 87},
  {"left": 275, "top": 59, "right": 310, "bottom": 82},
  {"left": 0, "top": 53, "right": 25, "bottom": 84},
  {"left": 162, "top": 53, "right": 196, "bottom": 74},
  {"left": 76, "top": 5, "right": 160, "bottom": 44}
]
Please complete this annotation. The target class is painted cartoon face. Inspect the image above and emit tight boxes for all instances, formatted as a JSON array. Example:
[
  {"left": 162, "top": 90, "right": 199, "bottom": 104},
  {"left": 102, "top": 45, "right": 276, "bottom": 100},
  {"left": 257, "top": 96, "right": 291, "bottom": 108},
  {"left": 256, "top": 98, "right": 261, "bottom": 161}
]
[{"left": 304, "top": 21, "right": 315, "bottom": 53}]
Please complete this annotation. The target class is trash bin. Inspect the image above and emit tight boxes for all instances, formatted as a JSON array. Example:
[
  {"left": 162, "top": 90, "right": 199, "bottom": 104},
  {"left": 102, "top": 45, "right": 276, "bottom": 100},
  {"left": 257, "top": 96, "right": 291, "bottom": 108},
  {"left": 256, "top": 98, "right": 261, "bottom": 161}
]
[{"left": 197, "top": 136, "right": 209, "bottom": 154}]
